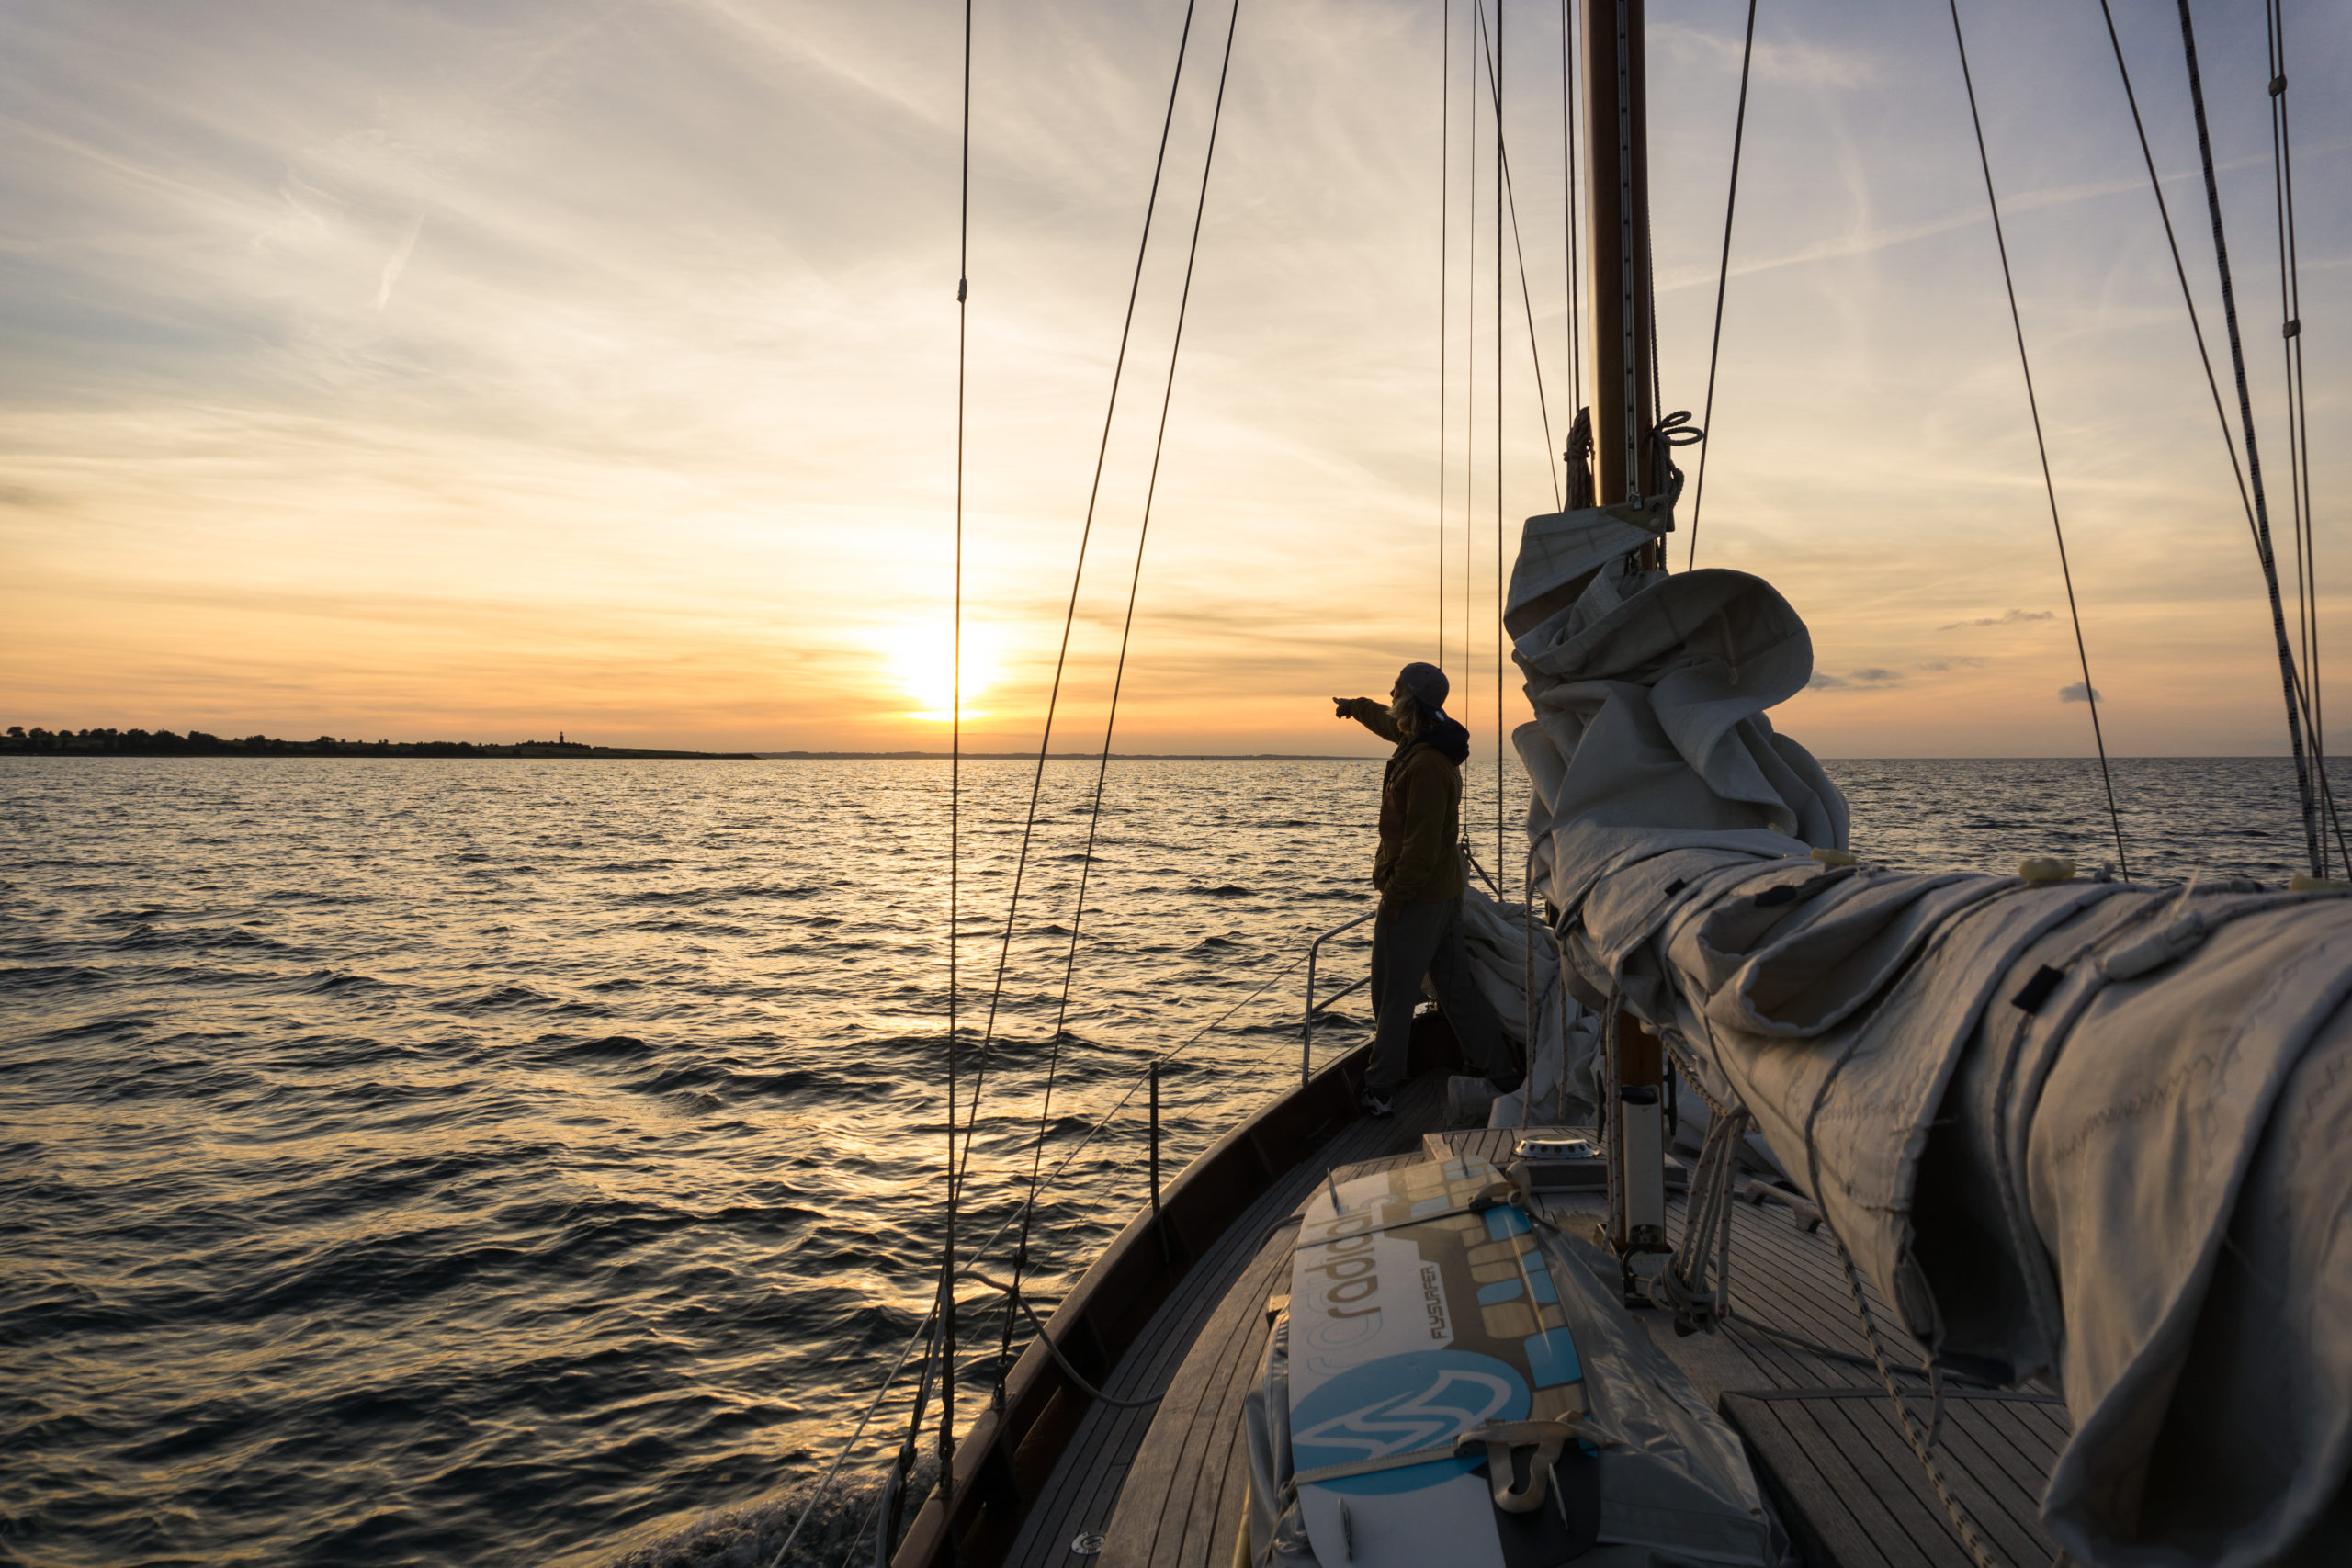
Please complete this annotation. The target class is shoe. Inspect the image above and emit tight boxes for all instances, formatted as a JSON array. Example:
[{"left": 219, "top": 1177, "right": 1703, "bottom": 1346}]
[
  {"left": 1488, "top": 1068, "right": 1525, "bottom": 1097},
  {"left": 1358, "top": 1087, "right": 1395, "bottom": 1119}
]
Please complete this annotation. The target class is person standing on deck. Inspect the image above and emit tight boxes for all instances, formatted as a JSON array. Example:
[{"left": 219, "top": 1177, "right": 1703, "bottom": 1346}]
[{"left": 1332, "top": 662, "right": 1521, "bottom": 1118}]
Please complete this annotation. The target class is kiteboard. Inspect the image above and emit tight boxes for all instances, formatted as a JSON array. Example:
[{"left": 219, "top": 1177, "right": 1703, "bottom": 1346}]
[{"left": 1284, "top": 1154, "right": 1597, "bottom": 1568}]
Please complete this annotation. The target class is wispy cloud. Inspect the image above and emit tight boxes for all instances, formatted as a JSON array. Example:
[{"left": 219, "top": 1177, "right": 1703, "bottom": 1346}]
[
  {"left": 1940, "top": 608, "right": 2054, "bottom": 630},
  {"left": 2060, "top": 682, "right": 2103, "bottom": 704},
  {"left": 0, "top": 0, "right": 2341, "bottom": 755},
  {"left": 1810, "top": 667, "right": 1903, "bottom": 691},
  {"left": 374, "top": 214, "right": 424, "bottom": 310}
]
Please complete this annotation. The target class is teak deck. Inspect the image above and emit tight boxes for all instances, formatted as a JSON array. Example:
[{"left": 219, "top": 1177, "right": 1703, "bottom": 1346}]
[
  {"left": 1002, "top": 1110, "right": 2069, "bottom": 1568},
  {"left": 892, "top": 1050, "right": 2070, "bottom": 1568}
]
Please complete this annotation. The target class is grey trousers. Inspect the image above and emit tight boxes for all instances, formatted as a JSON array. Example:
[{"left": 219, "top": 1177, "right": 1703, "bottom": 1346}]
[{"left": 1366, "top": 897, "right": 1516, "bottom": 1094}]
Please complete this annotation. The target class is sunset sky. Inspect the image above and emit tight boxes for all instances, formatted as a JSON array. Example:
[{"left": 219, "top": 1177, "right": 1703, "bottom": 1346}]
[{"left": 3, "top": 0, "right": 2346, "bottom": 756}]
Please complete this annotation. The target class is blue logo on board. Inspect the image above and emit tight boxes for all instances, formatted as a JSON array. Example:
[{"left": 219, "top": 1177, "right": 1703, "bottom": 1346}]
[{"left": 1290, "top": 1349, "right": 1531, "bottom": 1495}]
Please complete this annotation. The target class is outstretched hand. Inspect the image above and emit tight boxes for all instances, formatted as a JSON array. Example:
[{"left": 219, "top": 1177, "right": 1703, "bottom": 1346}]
[{"left": 1331, "top": 697, "right": 1351, "bottom": 719}]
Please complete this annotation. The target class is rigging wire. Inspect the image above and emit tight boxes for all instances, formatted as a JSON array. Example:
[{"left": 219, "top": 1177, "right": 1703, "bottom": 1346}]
[
  {"left": 764, "top": 937, "right": 1323, "bottom": 1568},
  {"left": 1464, "top": 0, "right": 1477, "bottom": 726},
  {"left": 2091, "top": 0, "right": 2348, "bottom": 872},
  {"left": 952, "top": 0, "right": 1205, "bottom": 1204},
  {"left": 998, "top": 0, "right": 1245, "bottom": 1404},
  {"left": 1440, "top": 0, "right": 1451, "bottom": 665},
  {"left": 931, "top": 0, "right": 977, "bottom": 1542},
  {"left": 1944, "top": 0, "right": 2131, "bottom": 881},
  {"left": 2267, "top": 0, "right": 2327, "bottom": 865},
  {"left": 1473, "top": 2, "right": 1564, "bottom": 512},
  {"left": 1494, "top": 0, "right": 1505, "bottom": 893},
  {"left": 1684, "top": 0, "right": 1757, "bottom": 572},
  {"left": 2175, "top": 0, "right": 2323, "bottom": 877},
  {"left": 1562, "top": 0, "right": 1580, "bottom": 424}
]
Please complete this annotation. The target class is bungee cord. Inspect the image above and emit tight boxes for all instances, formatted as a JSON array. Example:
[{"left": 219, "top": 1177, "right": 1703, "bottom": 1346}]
[
  {"left": 1945, "top": 0, "right": 2130, "bottom": 881},
  {"left": 998, "top": 0, "right": 1245, "bottom": 1407},
  {"left": 1684, "top": 0, "right": 1756, "bottom": 572}
]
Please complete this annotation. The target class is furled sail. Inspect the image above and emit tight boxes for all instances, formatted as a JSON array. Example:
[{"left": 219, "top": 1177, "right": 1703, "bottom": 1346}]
[{"left": 1512, "top": 508, "right": 2352, "bottom": 1568}]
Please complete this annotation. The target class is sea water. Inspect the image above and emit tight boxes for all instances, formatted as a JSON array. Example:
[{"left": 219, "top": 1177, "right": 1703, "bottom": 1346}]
[{"left": 1, "top": 755, "right": 2338, "bottom": 1566}]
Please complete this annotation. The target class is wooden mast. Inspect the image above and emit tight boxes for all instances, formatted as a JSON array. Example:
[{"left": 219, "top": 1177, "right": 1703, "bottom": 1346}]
[
  {"left": 1580, "top": 0, "right": 1658, "bottom": 520},
  {"left": 1581, "top": 0, "right": 1671, "bottom": 1288}
]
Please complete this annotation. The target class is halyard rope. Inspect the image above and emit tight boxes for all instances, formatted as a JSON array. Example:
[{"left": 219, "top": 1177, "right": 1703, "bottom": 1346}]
[
  {"left": 2266, "top": 0, "right": 2326, "bottom": 853},
  {"left": 2172, "top": 0, "right": 2322, "bottom": 879},
  {"left": 952, "top": 0, "right": 1205, "bottom": 1206},
  {"left": 1000, "top": 0, "right": 1246, "bottom": 1405},
  {"left": 1683, "top": 0, "right": 1756, "bottom": 572},
  {"left": 1945, "top": 0, "right": 2130, "bottom": 882},
  {"left": 2092, "top": 0, "right": 2347, "bottom": 872}
]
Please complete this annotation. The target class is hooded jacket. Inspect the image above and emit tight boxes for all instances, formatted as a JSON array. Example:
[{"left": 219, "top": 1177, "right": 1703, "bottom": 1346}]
[{"left": 1339, "top": 698, "right": 1470, "bottom": 905}]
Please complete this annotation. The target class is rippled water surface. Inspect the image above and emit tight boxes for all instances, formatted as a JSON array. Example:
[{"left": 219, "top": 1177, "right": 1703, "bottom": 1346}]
[{"left": 3, "top": 754, "right": 2341, "bottom": 1566}]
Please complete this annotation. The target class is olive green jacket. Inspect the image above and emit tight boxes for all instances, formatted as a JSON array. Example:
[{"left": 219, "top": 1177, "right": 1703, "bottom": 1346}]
[{"left": 1340, "top": 698, "right": 1465, "bottom": 905}]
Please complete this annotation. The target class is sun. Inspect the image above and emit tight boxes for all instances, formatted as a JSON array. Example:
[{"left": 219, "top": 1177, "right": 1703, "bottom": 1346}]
[{"left": 883, "top": 621, "right": 1002, "bottom": 722}]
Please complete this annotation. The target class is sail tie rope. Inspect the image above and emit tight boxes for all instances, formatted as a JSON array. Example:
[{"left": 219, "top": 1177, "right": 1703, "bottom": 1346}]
[
  {"left": 1945, "top": 0, "right": 2130, "bottom": 883},
  {"left": 1684, "top": 0, "right": 1757, "bottom": 571},
  {"left": 1835, "top": 1242, "right": 1996, "bottom": 1568},
  {"left": 1657, "top": 1105, "right": 1749, "bottom": 1334}
]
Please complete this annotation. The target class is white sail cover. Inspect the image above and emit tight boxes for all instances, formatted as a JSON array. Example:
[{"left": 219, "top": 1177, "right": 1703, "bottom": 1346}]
[{"left": 1514, "top": 517, "right": 2352, "bottom": 1567}]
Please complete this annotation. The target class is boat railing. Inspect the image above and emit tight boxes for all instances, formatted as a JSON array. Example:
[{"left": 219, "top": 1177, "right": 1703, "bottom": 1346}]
[
  {"left": 1300, "top": 908, "right": 1376, "bottom": 1085},
  {"left": 770, "top": 910, "right": 1378, "bottom": 1566}
]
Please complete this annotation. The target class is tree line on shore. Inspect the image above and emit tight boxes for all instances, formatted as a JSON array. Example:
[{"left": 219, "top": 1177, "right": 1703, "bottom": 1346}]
[{"left": 1, "top": 728, "right": 745, "bottom": 758}]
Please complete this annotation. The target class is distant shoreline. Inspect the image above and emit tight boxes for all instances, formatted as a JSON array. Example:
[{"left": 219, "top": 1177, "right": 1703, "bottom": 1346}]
[
  {"left": 0, "top": 749, "right": 1369, "bottom": 761},
  {"left": 0, "top": 728, "right": 1366, "bottom": 761},
  {"left": 757, "top": 750, "right": 1368, "bottom": 760}
]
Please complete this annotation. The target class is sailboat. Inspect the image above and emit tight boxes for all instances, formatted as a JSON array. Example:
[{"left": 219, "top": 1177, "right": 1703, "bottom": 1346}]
[{"left": 760, "top": 3, "right": 2349, "bottom": 1566}]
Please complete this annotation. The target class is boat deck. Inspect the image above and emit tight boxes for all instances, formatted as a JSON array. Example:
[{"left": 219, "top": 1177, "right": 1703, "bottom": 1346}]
[
  {"left": 998, "top": 1072, "right": 1445, "bottom": 1568},
  {"left": 1013, "top": 1108, "right": 2070, "bottom": 1568}
]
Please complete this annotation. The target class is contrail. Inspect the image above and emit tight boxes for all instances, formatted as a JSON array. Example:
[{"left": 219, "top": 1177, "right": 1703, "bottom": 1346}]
[{"left": 376, "top": 215, "right": 424, "bottom": 310}]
